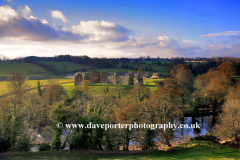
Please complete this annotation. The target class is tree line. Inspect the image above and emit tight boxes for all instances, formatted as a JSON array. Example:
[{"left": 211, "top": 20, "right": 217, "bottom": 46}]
[{"left": 0, "top": 61, "right": 240, "bottom": 152}]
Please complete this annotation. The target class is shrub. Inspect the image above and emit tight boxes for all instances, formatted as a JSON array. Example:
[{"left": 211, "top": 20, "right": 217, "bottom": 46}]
[
  {"left": 14, "top": 134, "right": 31, "bottom": 151},
  {"left": 187, "top": 135, "right": 220, "bottom": 143},
  {"left": 187, "top": 137, "right": 194, "bottom": 142},
  {"left": 68, "top": 132, "right": 90, "bottom": 151},
  {"left": 50, "top": 105, "right": 68, "bottom": 150},
  {"left": 39, "top": 142, "right": 51, "bottom": 151},
  {"left": 70, "top": 87, "right": 83, "bottom": 99}
]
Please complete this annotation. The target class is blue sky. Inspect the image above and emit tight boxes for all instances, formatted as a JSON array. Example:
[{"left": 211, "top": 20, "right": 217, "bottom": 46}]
[{"left": 0, "top": 0, "right": 239, "bottom": 59}]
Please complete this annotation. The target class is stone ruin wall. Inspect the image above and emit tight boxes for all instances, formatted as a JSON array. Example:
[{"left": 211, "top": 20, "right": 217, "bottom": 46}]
[
  {"left": 91, "top": 71, "right": 100, "bottom": 84},
  {"left": 74, "top": 70, "right": 143, "bottom": 86},
  {"left": 100, "top": 72, "right": 108, "bottom": 83}
]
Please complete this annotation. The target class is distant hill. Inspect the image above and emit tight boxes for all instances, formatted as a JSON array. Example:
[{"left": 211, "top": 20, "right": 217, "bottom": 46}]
[
  {"left": 40, "top": 61, "right": 90, "bottom": 73},
  {"left": 0, "top": 61, "right": 56, "bottom": 80}
]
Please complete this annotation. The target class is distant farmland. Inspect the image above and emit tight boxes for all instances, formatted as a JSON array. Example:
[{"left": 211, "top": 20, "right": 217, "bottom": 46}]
[
  {"left": 0, "top": 61, "right": 57, "bottom": 80},
  {"left": 0, "top": 78, "right": 74, "bottom": 98},
  {"left": 40, "top": 61, "right": 90, "bottom": 72}
]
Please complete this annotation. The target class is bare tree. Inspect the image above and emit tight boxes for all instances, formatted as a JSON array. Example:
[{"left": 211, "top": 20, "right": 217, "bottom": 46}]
[{"left": 8, "top": 71, "right": 29, "bottom": 105}]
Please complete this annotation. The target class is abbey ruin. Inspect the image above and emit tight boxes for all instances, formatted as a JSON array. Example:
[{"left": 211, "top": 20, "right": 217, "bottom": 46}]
[{"left": 74, "top": 70, "right": 143, "bottom": 86}]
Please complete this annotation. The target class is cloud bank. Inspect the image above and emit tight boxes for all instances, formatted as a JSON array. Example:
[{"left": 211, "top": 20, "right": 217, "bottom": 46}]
[
  {"left": 0, "top": 5, "right": 239, "bottom": 58},
  {"left": 0, "top": 5, "right": 131, "bottom": 43}
]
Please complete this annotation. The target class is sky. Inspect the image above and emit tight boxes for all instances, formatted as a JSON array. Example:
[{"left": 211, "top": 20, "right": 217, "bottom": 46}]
[{"left": 0, "top": 0, "right": 240, "bottom": 59}]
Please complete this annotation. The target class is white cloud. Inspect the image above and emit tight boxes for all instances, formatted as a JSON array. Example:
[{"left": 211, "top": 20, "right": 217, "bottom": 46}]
[
  {"left": 0, "top": 5, "right": 18, "bottom": 21},
  {"left": 0, "top": 5, "right": 84, "bottom": 41},
  {"left": 157, "top": 35, "right": 170, "bottom": 41},
  {"left": 51, "top": 10, "right": 68, "bottom": 23},
  {"left": 201, "top": 31, "right": 239, "bottom": 38},
  {"left": 30, "top": 15, "right": 48, "bottom": 24},
  {"left": 182, "top": 39, "right": 204, "bottom": 43},
  {"left": 19, "top": 5, "right": 32, "bottom": 18},
  {"left": 6, "top": 0, "right": 13, "bottom": 2},
  {"left": 70, "top": 20, "right": 131, "bottom": 42},
  {"left": 0, "top": 6, "right": 131, "bottom": 43},
  {"left": 41, "top": 19, "right": 48, "bottom": 24}
]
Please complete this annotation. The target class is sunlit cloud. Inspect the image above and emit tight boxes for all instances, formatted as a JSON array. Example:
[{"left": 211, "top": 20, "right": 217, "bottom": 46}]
[
  {"left": 68, "top": 20, "right": 131, "bottom": 42},
  {"left": 0, "top": 5, "right": 18, "bottom": 21},
  {"left": 0, "top": 4, "right": 239, "bottom": 59},
  {"left": 182, "top": 39, "right": 204, "bottom": 44},
  {"left": 51, "top": 10, "right": 68, "bottom": 23}
]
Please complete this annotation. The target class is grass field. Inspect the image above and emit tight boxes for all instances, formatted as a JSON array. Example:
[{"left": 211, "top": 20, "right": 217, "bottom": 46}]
[
  {"left": 61, "top": 78, "right": 162, "bottom": 96},
  {"left": 0, "top": 77, "right": 162, "bottom": 99},
  {"left": 0, "top": 141, "right": 239, "bottom": 160},
  {"left": 0, "top": 79, "right": 74, "bottom": 98},
  {"left": 0, "top": 61, "right": 58, "bottom": 80},
  {"left": 40, "top": 61, "right": 90, "bottom": 73}
]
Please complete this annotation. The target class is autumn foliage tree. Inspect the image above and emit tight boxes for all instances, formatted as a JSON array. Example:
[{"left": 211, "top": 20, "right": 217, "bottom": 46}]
[
  {"left": 111, "top": 98, "right": 142, "bottom": 150},
  {"left": 44, "top": 84, "right": 68, "bottom": 105},
  {"left": 217, "top": 62, "right": 237, "bottom": 77},
  {"left": 146, "top": 88, "right": 182, "bottom": 147},
  {"left": 193, "top": 65, "right": 234, "bottom": 112},
  {"left": 217, "top": 86, "right": 240, "bottom": 143},
  {"left": 170, "top": 64, "right": 194, "bottom": 105},
  {"left": 170, "top": 64, "right": 194, "bottom": 87}
]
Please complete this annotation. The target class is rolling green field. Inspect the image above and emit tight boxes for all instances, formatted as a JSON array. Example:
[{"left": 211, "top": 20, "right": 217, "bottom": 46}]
[
  {"left": 0, "top": 76, "right": 162, "bottom": 99},
  {"left": 0, "top": 141, "right": 239, "bottom": 160},
  {"left": 40, "top": 61, "right": 90, "bottom": 72},
  {"left": 0, "top": 79, "right": 74, "bottom": 98},
  {"left": 0, "top": 61, "right": 57, "bottom": 80}
]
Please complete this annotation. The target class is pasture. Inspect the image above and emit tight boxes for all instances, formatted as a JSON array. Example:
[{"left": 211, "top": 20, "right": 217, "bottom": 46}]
[
  {"left": 0, "top": 61, "right": 57, "bottom": 80},
  {"left": 40, "top": 61, "right": 90, "bottom": 73},
  {"left": 0, "top": 79, "right": 74, "bottom": 98}
]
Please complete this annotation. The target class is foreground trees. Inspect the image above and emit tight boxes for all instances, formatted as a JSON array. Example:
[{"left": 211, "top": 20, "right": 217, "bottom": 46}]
[
  {"left": 0, "top": 60, "right": 239, "bottom": 152},
  {"left": 193, "top": 62, "right": 235, "bottom": 112},
  {"left": 111, "top": 99, "right": 142, "bottom": 150},
  {"left": 217, "top": 83, "right": 240, "bottom": 143},
  {"left": 145, "top": 88, "right": 182, "bottom": 147},
  {"left": 0, "top": 72, "right": 45, "bottom": 152},
  {"left": 170, "top": 64, "right": 194, "bottom": 105}
]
